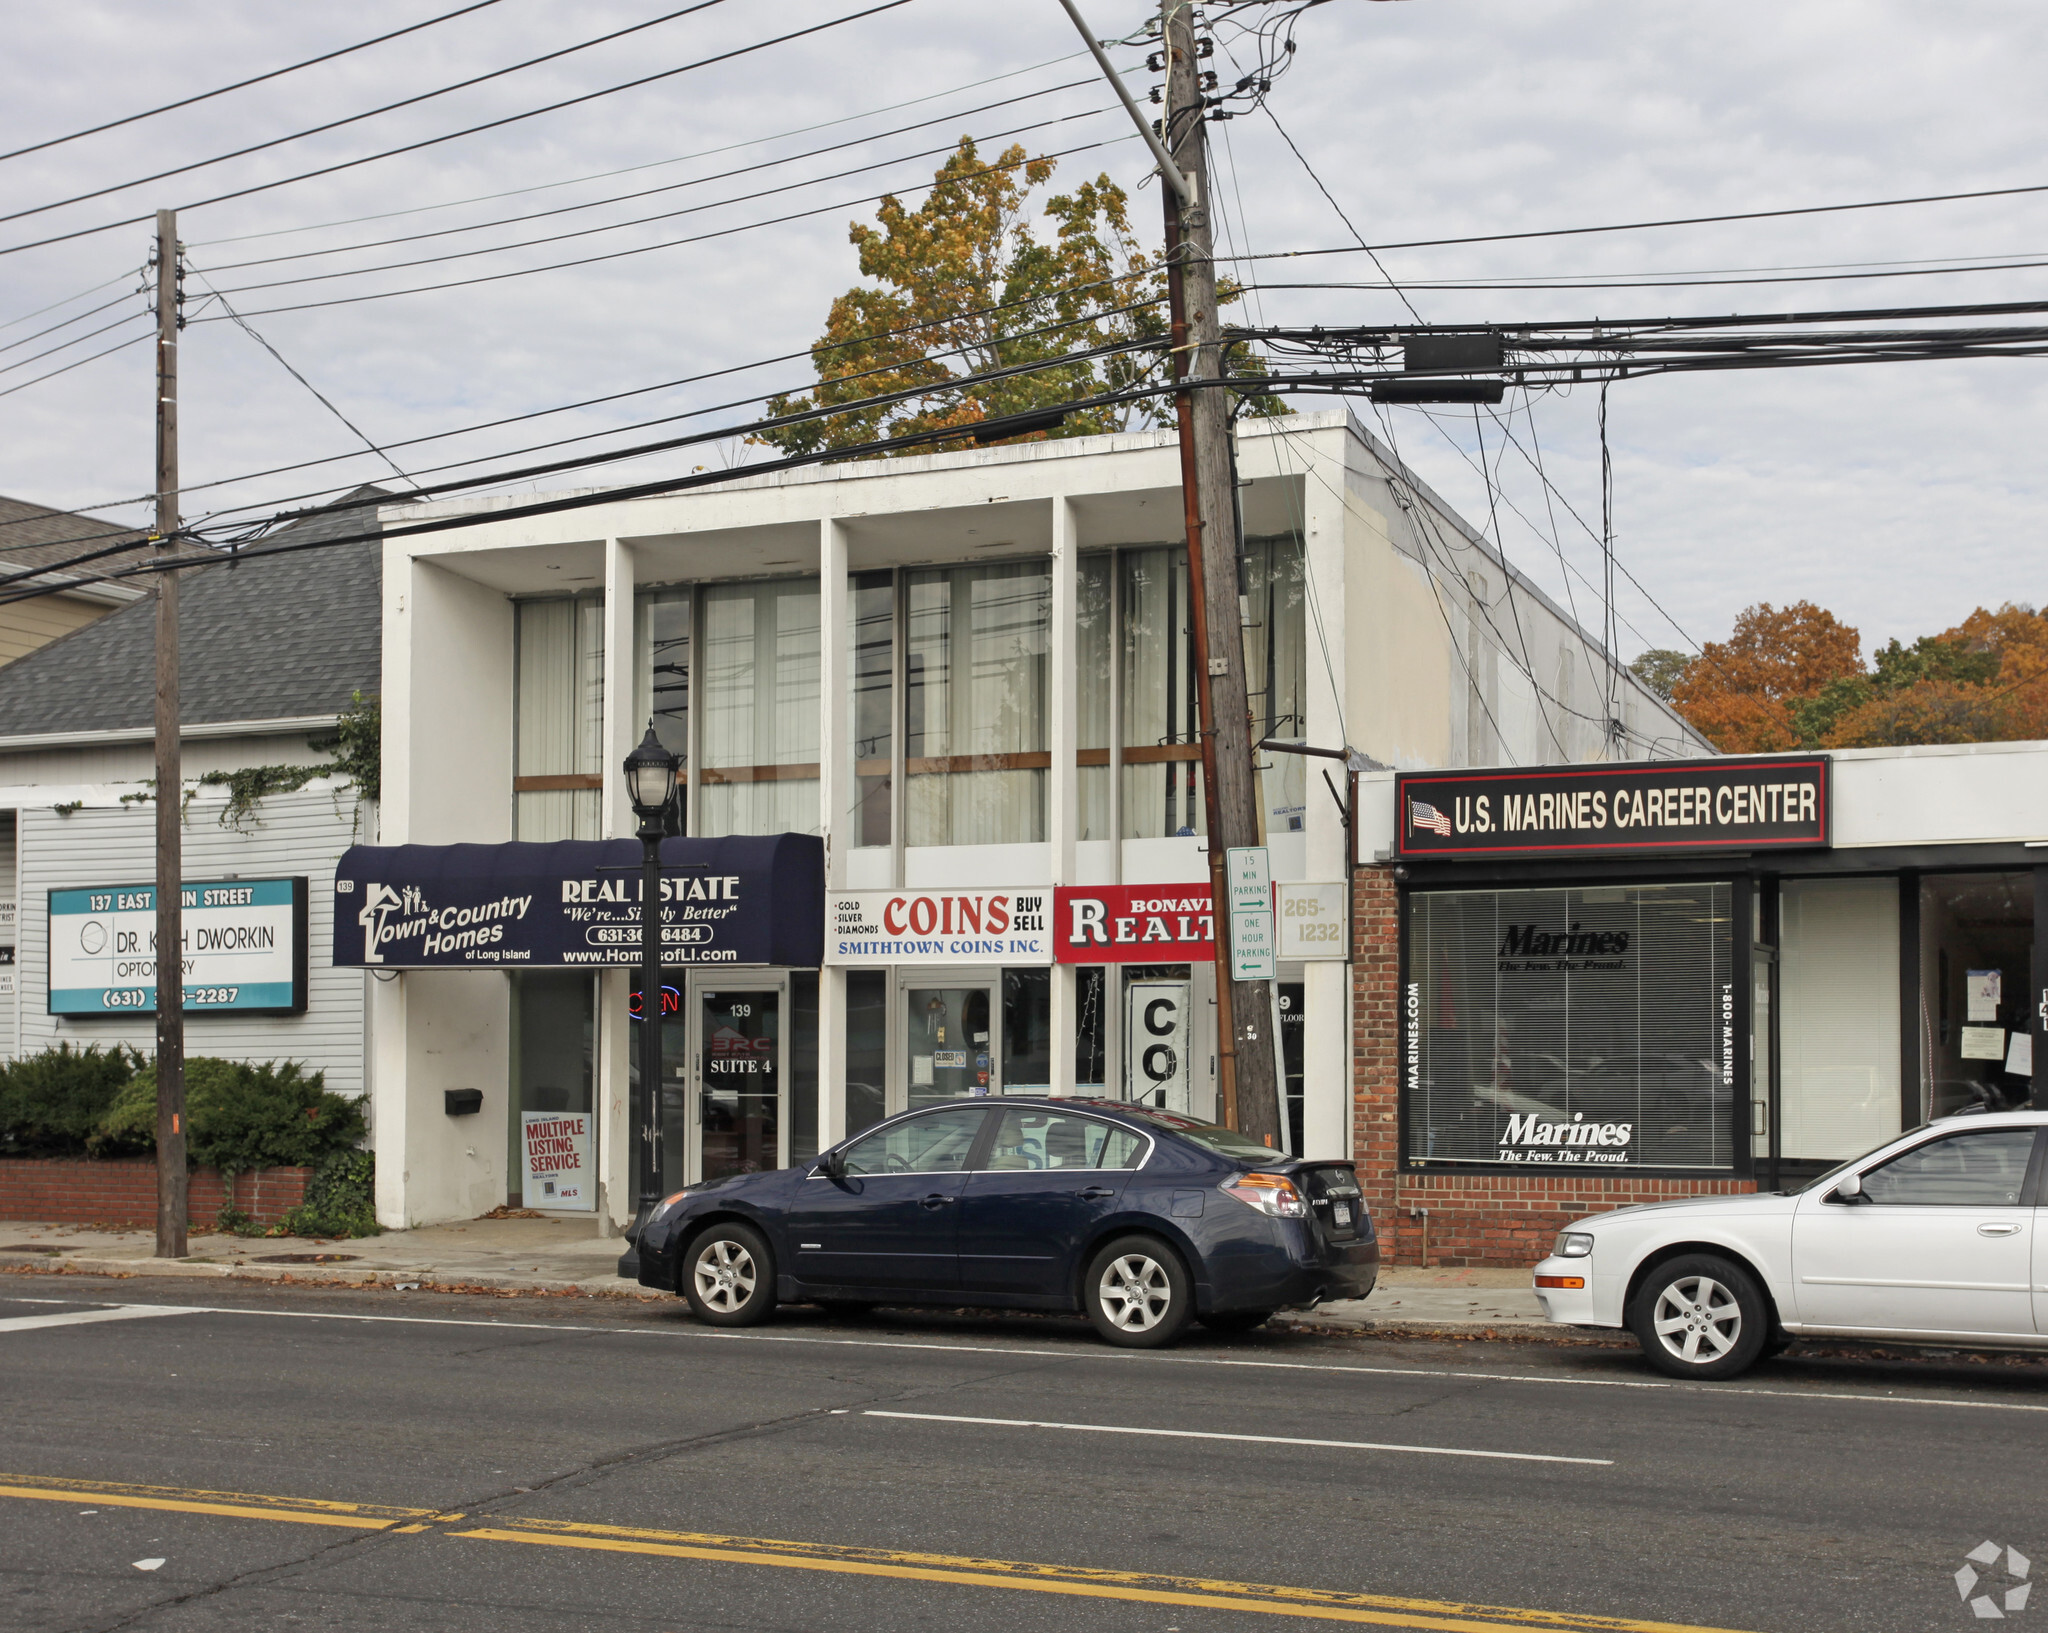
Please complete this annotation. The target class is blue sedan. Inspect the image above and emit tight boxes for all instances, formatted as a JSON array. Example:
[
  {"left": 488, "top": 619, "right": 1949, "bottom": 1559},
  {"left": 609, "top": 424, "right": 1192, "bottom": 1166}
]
[{"left": 631, "top": 1098, "right": 1378, "bottom": 1347}]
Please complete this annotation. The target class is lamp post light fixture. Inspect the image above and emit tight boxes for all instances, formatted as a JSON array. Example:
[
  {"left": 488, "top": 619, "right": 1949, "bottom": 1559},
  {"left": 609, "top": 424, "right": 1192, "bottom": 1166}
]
[{"left": 619, "top": 721, "right": 678, "bottom": 1277}]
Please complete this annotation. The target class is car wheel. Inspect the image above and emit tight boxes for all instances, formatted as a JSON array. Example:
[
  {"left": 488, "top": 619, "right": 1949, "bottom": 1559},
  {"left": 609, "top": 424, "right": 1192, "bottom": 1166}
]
[
  {"left": 1628, "top": 1253, "right": 1768, "bottom": 1380},
  {"left": 681, "top": 1222, "right": 777, "bottom": 1327},
  {"left": 1084, "top": 1235, "right": 1193, "bottom": 1349},
  {"left": 1198, "top": 1310, "right": 1274, "bottom": 1334}
]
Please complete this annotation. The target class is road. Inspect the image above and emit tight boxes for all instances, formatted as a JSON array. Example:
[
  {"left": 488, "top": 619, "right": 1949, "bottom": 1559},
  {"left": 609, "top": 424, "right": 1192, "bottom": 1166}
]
[{"left": 0, "top": 1274, "right": 2041, "bottom": 1633}]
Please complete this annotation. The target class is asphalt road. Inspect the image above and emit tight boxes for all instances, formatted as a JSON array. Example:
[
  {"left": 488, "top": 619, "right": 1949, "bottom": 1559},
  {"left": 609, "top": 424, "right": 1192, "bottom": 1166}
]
[{"left": 1, "top": 1273, "right": 2042, "bottom": 1633}]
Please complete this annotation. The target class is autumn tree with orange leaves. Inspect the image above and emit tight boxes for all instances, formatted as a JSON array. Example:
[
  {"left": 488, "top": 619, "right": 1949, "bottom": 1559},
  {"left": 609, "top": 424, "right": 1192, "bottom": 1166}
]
[
  {"left": 754, "top": 138, "right": 1276, "bottom": 458},
  {"left": 1649, "top": 600, "right": 2048, "bottom": 752}
]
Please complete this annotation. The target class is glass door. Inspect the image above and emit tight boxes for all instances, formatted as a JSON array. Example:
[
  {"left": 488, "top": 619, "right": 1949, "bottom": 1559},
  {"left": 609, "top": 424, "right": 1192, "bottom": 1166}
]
[
  {"left": 903, "top": 981, "right": 996, "bottom": 1109},
  {"left": 695, "top": 985, "right": 784, "bottom": 1181}
]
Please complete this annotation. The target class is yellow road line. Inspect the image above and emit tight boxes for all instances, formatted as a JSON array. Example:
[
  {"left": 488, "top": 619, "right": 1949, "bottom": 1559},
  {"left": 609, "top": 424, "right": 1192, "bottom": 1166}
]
[{"left": 0, "top": 1473, "right": 1755, "bottom": 1633}]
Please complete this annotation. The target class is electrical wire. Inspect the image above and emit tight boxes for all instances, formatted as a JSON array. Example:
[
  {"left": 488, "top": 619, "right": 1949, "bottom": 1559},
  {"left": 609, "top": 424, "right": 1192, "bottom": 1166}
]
[
  {"left": 0, "top": 0, "right": 920, "bottom": 258},
  {"left": 0, "top": 331, "right": 151, "bottom": 399},
  {"left": 0, "top": 1, "right": 735, "bottom": 227},
  {"left": 200, "top": 116, "right": 1118, "bottom": 294},
  {"left": 188, "top": 133, "right": 1138, "bottom": 316},
  {"left": 0, "top": 287, "right": 144, "bottom": 357},
  {"left": 0, "top": 302, "right": 150, "bottom": 377},
  {"left": 189, "top": 47, "right": 1109, "bottom": 248},
  {"left": 200, "top": 86, "right": 1106, "bottom": 272},
  {"left": 0, "top": 1, "right": 509, "bottom": 165}
]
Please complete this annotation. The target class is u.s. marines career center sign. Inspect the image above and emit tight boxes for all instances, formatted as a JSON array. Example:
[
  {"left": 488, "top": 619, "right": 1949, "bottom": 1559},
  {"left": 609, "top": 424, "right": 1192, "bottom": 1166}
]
[
  {"left": 49, "top": 877, "right": 308, "bottom": 1016},
  {"left": 331, "top": 836, "right": 823, "bottom": 969},
  {"left": 1395, "top": 755, "right": 1830, "bottom": 861}
]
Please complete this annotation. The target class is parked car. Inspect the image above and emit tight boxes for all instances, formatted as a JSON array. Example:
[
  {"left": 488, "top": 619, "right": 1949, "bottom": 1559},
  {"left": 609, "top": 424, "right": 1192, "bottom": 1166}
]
[
  {"left": 633, "top": 1098, "right": 1377, "bottom": 1347},
  {"left": 1531, "top": 1109, "right": 2048, "bottom": 1378}
]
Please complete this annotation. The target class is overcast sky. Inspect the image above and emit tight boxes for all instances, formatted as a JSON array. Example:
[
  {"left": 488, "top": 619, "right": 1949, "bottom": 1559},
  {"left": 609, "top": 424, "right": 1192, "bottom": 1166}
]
[{"left": 3, "top": 0, "right": 2044, "bottom": 663}]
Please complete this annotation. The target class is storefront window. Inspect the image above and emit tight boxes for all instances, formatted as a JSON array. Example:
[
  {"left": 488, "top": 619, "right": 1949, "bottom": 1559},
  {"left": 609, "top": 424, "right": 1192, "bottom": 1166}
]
[
  {"left": 514, "top": 595, "right": 604, "bottom": 840},
  {"left": 905, "top": 560, "right": 1050, "bottom": 846},
  {"left": 633, "top": 586, "right": 690, "bottom": 832},
  {"left": 1120, "top": 547, "right": 1203, "bottom": 839},
  {"left": 849, "top": 570, "right": 894, "bottom": 848},
  {"left": 1077, "top": 553, "right": 1113, "bottom": 841},
  {"left": 1405, "top": 883, "right": 1736, "bottom": 1172},
  {"left": 1003, "top": 968, "right": 1052, "bottom": 1090},
  {"left": 1075, "top": 966, "right": 1107, "bottom": 1090},
  {"left": 698, "top": 577, "right": 820, "bottom": 837},
  {"left": 1243, "top": 534, "right": 1308, "bottom": 834},
  {"left": 1779, "top": 877, "right": 1900, "bottom": 1160},
  {"left": 1279, "top": 980, "right": 1305, "bottom": 1155},
  {"left": 1917, "top": 872, "right": 2031, "bottom": 1122},
  {"left": 790, "top": 970, "right": 819, "bottom": 1164},
  {"left": 845, "top": 970, "right": 888, "bottom": 1136},
  {"left": 510, "top": 972, "right": 594, "bottom": 1206}
]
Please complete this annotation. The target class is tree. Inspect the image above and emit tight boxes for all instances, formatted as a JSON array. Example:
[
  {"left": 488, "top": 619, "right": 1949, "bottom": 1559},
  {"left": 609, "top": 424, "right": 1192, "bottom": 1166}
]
[
  {"left": 753, "top": 138, "right": 1277, "bottom": 458},
  {"left": 1670, "top": 601, "right": 1864, "bottom": 752},
  {"left": 1627, "top": 649, "right": 1690, "bottom": 700}
]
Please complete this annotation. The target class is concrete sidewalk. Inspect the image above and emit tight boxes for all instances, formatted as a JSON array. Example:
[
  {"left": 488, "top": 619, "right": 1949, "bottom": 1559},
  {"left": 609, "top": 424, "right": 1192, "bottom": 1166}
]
[{"left": 0, "top": 1218, "right": 1548, "bottom": 1328}]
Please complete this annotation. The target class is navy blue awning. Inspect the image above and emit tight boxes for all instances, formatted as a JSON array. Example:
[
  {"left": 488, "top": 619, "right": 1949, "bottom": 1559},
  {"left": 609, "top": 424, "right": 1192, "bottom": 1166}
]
[{"left": 331, "top": 835, "right": 823, "bottom": 970}]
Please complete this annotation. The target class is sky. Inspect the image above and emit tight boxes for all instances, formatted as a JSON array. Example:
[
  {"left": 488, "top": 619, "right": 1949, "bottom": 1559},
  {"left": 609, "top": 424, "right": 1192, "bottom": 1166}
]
[{"left": 2, "top": 0, "right": 2045, "bottom": 667}]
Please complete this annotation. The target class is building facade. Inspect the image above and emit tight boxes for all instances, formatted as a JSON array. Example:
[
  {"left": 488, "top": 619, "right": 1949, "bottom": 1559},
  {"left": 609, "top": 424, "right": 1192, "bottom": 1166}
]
[
  {"left": 366, "top": 411, "right": 1700, "bottom": 1229},
  {"left": 1352, "top": 741, "right": 2048, "bottom": 1265}
]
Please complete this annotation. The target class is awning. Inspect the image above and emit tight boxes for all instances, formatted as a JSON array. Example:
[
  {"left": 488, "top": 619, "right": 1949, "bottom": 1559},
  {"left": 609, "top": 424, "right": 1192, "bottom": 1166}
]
[{"left": 332, "top": 835, "right": 823, "bottom": 970}]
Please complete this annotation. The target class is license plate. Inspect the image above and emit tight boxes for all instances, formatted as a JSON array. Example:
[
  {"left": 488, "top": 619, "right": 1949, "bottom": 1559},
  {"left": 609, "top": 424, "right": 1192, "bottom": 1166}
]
[{"left": 1332, "top": 1202, "right": 1353, "bottom": 1227}]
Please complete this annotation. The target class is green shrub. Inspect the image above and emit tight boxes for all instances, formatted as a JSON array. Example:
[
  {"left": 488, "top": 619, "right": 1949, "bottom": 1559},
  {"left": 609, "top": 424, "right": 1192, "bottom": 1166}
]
[
  {"left": 98, "top": 1057, "right": 366, "bottom": 1176},
  {"left": 0, "top": 1044, "right": 146, "bottom": 1155},
  {"left": 277, "top": 1148, "right": 380, "bottom": 1239}
]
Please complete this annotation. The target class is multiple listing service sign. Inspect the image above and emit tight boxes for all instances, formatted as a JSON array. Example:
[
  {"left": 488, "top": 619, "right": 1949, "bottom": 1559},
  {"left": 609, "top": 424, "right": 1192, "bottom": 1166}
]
[
  {"left": 48, "top": 878, "right": 307, "bottom": 1016},
  {"left": 1395, "top": 755, "right": 1830, "bottom": 860}
]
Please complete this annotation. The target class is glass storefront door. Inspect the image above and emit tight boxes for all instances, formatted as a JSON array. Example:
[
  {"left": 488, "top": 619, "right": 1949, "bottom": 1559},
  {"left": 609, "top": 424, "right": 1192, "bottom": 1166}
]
[
  {"left": 904, "top": 981, "right": 995, "bottom": 1108},
  {"left": 697, "top": 987, "right": 783, "bottom": 1181}
]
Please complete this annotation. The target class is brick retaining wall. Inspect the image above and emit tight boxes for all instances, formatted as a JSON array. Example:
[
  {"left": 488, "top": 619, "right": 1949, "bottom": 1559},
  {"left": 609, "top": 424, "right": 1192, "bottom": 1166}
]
[
  {"left": 1351, "top": 863, "right": 1755, "bottom": 1267},
  {"left": 0, "top": 1158, "right": 312, "bottom": 1229}
]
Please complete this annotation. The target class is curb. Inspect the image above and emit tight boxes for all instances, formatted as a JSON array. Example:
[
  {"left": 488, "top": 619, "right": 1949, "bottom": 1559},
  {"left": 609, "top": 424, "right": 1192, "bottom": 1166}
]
[{"left": 0, "top": 1253, "right": 669, "bottom": 1300}]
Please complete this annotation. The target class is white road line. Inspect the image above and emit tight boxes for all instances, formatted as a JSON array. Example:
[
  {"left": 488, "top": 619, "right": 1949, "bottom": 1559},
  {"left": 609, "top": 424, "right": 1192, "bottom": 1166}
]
[
  {"left": 8, "top": 1296, "right": 2047, "bottom": 1415},
  {"left": 862, "top": 1409, "right": 1616, "bottom": 1465},
  {"left": 0, "top": 1304, "right": 197, "bottom": 1334}
]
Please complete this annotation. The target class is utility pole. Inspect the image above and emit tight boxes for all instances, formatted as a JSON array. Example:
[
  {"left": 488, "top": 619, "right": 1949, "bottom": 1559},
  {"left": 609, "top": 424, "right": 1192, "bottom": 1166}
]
[
  {"left": 152, "top": 209, "right": 187, "bottom": 1259},
  {"left": 1159, "top": 0, "right": 1281, "bottom": 1142}
]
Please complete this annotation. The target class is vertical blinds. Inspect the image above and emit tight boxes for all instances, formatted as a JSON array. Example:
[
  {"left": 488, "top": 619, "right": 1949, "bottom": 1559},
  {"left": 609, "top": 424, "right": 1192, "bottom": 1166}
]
[{"left": 1407, "top": 882, "right": 1735, "bottom": 1171}]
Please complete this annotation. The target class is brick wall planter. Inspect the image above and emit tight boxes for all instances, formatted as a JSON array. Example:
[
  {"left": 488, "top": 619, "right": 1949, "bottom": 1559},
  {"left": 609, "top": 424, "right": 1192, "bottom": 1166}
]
[
  {"left": 0, "top": 1157, "right": 312, "bottom": 1229},
  {"left": 1351, "top": 864, "right": 1756, "bottom": 1268}
]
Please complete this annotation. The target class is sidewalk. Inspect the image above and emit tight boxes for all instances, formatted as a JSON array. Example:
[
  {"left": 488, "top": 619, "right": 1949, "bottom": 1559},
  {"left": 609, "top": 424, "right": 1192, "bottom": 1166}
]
[{"left": 0, "top": 1219, "right": 1548, "bottom": 1328}]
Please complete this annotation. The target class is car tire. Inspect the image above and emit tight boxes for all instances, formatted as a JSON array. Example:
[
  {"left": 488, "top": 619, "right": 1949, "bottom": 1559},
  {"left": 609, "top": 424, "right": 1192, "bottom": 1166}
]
[
  {"left": 1198, "top": 1310, "right": 1274, "bottom": 1334},
  {"left": 1084, "top": 1235, "right": 1194, "bottom": 1349},
  {"left": 1627, "top": 1253, "right": 1769, "bottom": 1380},
  {"left": 680, "top": 1222, "right": 777, "bottom": 1327}
]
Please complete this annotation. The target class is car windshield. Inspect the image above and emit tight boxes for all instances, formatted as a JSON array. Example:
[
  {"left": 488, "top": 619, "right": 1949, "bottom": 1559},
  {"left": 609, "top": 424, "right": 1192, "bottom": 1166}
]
[
  {"left": 1798, "top": 1125, "right": 1933, "bottom": 1192},
  {"left": 1117, "top": 1107, "right": 1279, "bottom": 1162}
]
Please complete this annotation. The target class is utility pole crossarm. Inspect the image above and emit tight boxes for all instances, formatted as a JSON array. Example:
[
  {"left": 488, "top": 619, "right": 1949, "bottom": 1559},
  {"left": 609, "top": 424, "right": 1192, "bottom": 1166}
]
[{"left": 1053, "top": 0, "right": 1196, "bottom": 205}]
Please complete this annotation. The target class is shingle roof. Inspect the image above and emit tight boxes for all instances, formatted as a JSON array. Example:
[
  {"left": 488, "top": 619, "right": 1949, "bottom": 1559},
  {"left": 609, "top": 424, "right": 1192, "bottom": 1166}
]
[
  {"left": 0, "top": 494, "right": 151, "bottom": 574},
  {"left": 0, "top": 487, "right": 387, "bottom": 737}
]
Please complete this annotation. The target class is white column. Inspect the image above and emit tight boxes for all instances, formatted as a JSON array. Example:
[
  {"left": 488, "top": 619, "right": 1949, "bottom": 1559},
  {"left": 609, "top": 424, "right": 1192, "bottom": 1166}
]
[
  {"left": 1303, "top": 959, "right": 1351, "bottom": 1160},
  {"left": 1048, "top": 497, "right": 1078, "bottom": 1096},
  {"left": 368, "top": 970, "right": 409, "bottom": 1228},
  {"left": 818, "top": 519, "right": 850, "bottom": 872},
  {"left": 596, "top": 967, "right": 631, "bottom": 1234},
  {"left": 602, "top": 538, "right": 638, "bottom": 838},
  {"left": 818, "top": 964, "right": 848, "bottom": 1150},
  {"left": 1301, "top": 466, "right": 1349, "bottom": 883}
]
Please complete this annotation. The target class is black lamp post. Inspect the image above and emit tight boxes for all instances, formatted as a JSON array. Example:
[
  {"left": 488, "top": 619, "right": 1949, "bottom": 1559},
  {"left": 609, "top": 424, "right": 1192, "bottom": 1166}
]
[{"left": 618, "top": 720, "right": 678, "bottom": 1277}]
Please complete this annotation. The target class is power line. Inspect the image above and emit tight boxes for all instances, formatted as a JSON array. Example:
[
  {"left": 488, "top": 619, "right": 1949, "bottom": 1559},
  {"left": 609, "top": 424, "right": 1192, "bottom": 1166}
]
[
  {"left": 0, "top": 0, "right": 920, "bottom": 259},
  {"left": 0, "top": 1, "right": 734, "bottom": 227},
  {"left": 0, "top": 0, "right": 509, "bottom": 165},
  {"left": 188, "top": 49, "right": 1107, "bottom": 248},
  {"left": 0, "top": 302, "right": 149, "bottom": 377},
  {"left": 0, "top": 330, "right": 151, "bottom": 399},
  {"left": 0, "top": 268, "right": 143, "bottom": 332},
  {"left": 202, "top": 86, "right": 1106, "bottom": 273},
  {"left": 188, "top": 133, "right": 1136, "bottom": 316},
  {"left": 0, "top": 287, "right": 144, "bottom": 357},
  {"left": 201, "top": 114, "right": 1117, "bottom": 293},
  {"left": 1252, "top": 253, "right": 2048, "bottom": 294}
]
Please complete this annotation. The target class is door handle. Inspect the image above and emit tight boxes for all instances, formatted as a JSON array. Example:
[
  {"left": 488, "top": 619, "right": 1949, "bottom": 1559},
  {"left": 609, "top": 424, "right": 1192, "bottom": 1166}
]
[
  {"left": 1978, "top": 1222, "right": 2023, "bottom": 1237},
  {"left": 1076, "top": 1186, "right": 1117, "bottom": 1200},
  {"left": 921, "top": 1193, "right": 955, "bottom": 1209}
]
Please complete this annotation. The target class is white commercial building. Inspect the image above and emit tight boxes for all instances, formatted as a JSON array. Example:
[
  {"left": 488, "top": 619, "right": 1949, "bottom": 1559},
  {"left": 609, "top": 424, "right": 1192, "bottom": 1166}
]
[{"left": 367, "top": 410, "right": 1702, "bottom": 1229}]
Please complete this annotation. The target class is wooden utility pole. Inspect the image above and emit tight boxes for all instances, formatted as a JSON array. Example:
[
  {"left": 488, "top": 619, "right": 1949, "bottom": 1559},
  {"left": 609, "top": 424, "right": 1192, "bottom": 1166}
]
[
  {"left": 153, "top": 208, "right": 187, "bottom": 1259},
  {"left": 1159, "top": 0, "right": 1281, "bottom": 1142}
]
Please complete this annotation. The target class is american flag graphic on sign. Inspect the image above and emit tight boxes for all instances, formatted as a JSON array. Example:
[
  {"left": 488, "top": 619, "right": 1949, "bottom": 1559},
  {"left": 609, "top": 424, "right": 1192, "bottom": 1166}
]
[{"left": 1410, "top": 799, "right": 1451, "bottom": 836}]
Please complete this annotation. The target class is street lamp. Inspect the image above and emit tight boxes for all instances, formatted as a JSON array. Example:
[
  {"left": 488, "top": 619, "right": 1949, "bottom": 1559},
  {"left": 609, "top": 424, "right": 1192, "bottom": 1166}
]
[{"left": 620, "top": 721, "right": 678, "bottom": 1276}]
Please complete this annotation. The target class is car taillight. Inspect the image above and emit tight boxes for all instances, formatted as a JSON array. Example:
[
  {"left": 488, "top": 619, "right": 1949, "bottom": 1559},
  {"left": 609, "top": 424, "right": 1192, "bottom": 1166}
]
[{"left": 1220, "top": 1171, "right": 1307, "bottom": 1218}]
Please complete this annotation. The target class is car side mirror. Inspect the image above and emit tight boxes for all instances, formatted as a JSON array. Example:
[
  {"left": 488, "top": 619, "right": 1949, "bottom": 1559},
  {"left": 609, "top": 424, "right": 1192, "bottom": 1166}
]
[
  {"left": 1832, "top": 1172, "right": 1864, "bottom": 1204},
  {"left": 817, "top": 1149, "right": 845, "bottom": 1180}
]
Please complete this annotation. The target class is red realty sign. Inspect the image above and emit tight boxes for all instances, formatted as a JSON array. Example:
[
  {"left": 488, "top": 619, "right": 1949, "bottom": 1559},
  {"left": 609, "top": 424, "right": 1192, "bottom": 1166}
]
[{"left": 1053, "top": 885, "right": 1217, "bottom": 964}]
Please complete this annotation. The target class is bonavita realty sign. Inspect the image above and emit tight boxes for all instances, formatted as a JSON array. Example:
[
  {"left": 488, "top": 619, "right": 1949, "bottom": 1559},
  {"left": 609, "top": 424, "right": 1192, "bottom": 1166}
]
[
  {"left": 1396, "top": 755, "right": 1829, "bottom": 859},
  {"left": 48, "top": 877, "right": 307, "bottom": 1016},
  {"left": 332, "top": 837, "right": 822, "bottom": 969}
]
